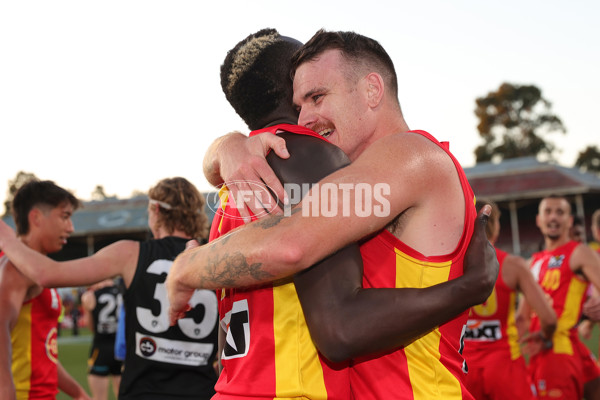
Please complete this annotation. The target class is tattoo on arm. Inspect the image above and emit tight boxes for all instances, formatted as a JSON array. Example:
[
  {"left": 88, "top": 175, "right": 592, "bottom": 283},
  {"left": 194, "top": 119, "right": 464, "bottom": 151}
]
[
  {"left": 256, "top": 207, "right": 302, "bottom": 230},
  {"left": 194, "top": 235, "right": 274, "bottom": 288}
]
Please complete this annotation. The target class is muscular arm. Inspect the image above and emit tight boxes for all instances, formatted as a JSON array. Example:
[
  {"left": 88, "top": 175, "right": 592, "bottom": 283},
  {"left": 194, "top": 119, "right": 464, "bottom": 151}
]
[
  {"left": 503, "top": 254, "right": 556, "bottom": 340},
  {"left": 575, "top": 243, "right": 600, "bottom": 292},
  {"left": 0, "top": 228, "right": 139, "bottom": 289},
  {"left": 169, "top": 134, "right": 445, "bottom": 290},
  {"left": 57, "top": 361, "right": 90, "bottom": 399},
  {"left": 203, "top": 131, "right": 291, "bottom": 219},
  {"left": 230, "top": 132, "right": 497, "bottom": 361},
  {"left": 167, "top": 133, "right": 498, "bottom": 329},
  {"left": 0, "top": 259, "right": 35, "bottom": 400},
  {"left": 295, "top": 208, "right": 495, "bottom": 361}
]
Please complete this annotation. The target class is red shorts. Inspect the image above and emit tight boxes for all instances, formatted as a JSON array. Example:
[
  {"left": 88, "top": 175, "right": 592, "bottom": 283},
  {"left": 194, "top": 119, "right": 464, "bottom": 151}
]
[
  {"left": 464, "top": 350, "right": 534, "bottom": 400},
  {"left": 579, "top": 339, "right": 600, "bottom": 384},
  {"left": 528, "top": 339, "right": 590, "bottom": 400}
]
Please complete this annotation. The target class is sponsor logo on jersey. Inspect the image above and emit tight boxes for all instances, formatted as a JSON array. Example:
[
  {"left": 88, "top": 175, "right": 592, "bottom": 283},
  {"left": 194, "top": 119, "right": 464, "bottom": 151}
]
[
  {"left": 548, "top": 255, "right": 565, "bottom": 269},
  {"left": 46, "top": 327, "right": 59, "bottom": 363},
  {"left": 135, "top": 332, "right": 213, "bottom": 366},
  {"left": 464, "top": 319, "right": 502, "bottom": 341},
  {"left": 222, "top": 299, "right": 250, "bottom": 360}
]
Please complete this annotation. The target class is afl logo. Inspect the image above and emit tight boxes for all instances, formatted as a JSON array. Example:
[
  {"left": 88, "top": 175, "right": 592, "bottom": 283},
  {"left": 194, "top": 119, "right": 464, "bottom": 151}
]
[
  {"left": 139, "top": 336, "right": 157, "bottom": 357},
  {"left": 208, "top": 180, "right": 281, "bottom": 220}
]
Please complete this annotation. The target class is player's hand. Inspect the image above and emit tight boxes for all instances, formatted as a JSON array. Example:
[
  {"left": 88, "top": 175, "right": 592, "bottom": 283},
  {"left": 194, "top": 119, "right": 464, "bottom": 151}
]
[
  {"left": 578, "top": 319, "right": 594, "bottom": 340},
  {"left": 462, "top": 204, "right": 500, "bottom": 305},
  {"left": 216, "top": 131, "right": 290, "bottom": 221},
  {"left": 583, "top": 296, "right": 600, "bottom": 321},
  {"left": 520, "top": 330, "right": 552, "bottom": 357},
  {"left": 71, "top": 391, "right": 91, "bottom": 400},
  {"left": 166, "top": 254, "right": 195, "bottom": 326}
]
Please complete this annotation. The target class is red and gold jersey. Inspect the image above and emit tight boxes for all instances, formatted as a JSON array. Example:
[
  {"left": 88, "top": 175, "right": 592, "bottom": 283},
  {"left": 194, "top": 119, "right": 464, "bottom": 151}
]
[
  {"left": 12, "top": 286, "right": 62, "bottom": 400},
  {"left": 211, "top": 124, "right": 350, "bottom": 399},
  {"left": 463, "top": 248, "right": 521, "bottom": 360},
  {"left": 349, "top": 130, "right": 476, "bottom": 400},
  {"left": 530, "top": 240, "right": 588, "bottom": 354}
]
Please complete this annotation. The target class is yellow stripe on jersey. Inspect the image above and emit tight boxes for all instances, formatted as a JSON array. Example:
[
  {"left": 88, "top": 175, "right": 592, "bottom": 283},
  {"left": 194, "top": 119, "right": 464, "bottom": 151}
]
[
  {"left": 554, "top": 277, "right": 588, "bottom": 355},
  {"left": 273, "top": 280, "right": 327, "bottom": 398},
  {"left": 506, "top": 292, "right": 521, "bottom": 360},
  {"left": 395, "top": 249, "right": 463, "bottom": 399},
  {"left": 216, "top": 186, "right": 230, "bottom": 234},
  {"left": 12, "top": 302, "right": 33, "bottom": 399}
]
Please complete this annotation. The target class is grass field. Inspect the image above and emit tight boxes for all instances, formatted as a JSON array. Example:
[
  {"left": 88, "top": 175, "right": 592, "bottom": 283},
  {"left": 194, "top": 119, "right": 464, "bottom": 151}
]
[
  {"left": 57, "top": 328, "right": 118, "bottom": 400},
  {"left": 56, "top": 324, "right": 600, "bottom": 400}
]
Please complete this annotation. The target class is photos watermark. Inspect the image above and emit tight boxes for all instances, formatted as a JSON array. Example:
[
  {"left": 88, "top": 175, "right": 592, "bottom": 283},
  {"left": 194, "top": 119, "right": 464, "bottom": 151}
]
[{"left": 208, "top": 180, "right": 391, "bottom": 220}]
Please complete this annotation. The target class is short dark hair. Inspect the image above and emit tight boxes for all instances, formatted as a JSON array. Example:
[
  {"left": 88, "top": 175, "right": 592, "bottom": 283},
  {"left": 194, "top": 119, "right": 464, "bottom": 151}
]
[
  {"left": 220, "top": 28, "right": 301, "bottom": 130},
  {"left": 290, "top": 29, "right": 399, "bottom": 101},
  {"left": 12, "top": 179, "right": 80, "bottom": 235}
]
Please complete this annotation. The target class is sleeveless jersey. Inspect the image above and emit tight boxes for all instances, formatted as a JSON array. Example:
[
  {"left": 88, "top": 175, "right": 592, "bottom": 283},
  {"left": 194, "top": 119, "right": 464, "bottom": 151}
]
[
  {"left": 90, "top": 284, "right": 121, "bottom": 346},
  {"left": 119, "top": 236, "right": 219, "bottom": 400},
  {"left": 12, "top": 284, "right": 62, "bottom": 400},
  {"left": 530, "top": 240, "right": 589, "bottom": 354},
  {"left": 87, "top": 284, "right": 122, "bottom": 376},
  {"left": 212, "top": 124, "right": 351, "bottom": 399},
  {"left": 349, "top": 130, "right": 476, "bottom": 400},
  {"left": 464, "top": 248, "right": 521, "bottom": 360}
]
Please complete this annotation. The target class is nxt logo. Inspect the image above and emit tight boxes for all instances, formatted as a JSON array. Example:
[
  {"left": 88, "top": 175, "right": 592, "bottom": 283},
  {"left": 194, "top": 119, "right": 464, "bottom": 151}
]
[{"left": 464, "top": 319, "right": 502, "bottom": 341}]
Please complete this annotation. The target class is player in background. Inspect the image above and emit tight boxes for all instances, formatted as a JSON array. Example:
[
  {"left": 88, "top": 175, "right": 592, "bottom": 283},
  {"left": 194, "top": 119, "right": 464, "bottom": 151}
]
[
  {"left": 463, "top": 199, "right": 556, "bottom": 400},
  {"left": 81, "top": 279, "right": 123, "bottom": 400}
]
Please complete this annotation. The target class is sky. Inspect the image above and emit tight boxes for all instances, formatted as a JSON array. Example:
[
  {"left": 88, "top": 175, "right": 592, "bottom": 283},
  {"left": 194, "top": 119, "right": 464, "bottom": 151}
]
[{"left": 1, "top": 0, "right": 599, "bottom": 208}]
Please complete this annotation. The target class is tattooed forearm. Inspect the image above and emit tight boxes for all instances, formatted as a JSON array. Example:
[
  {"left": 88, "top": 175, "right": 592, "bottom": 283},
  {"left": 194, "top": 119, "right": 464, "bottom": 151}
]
[
  {"left": 255, "top": 207, "right": 302, "bottom": 230},
  {"left": 255, "top": 214, "right": 285, "bottom": 230},
  {"left": 204, "top": 250, "right": 274, "bottom": 288}
]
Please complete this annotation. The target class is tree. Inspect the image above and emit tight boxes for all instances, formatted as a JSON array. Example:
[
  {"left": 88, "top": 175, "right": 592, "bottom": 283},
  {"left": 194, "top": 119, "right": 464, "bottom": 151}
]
[
  {"left": 474, "top": 83, "right": 566, "bottom": 163},
  {"left": 575, "top": 145, "right": 600, "bottom": 174},
  {"left": 3, "top": 171, "right": 38, "bottom": 216},
  {"left": 91, "top": 185, "right": 108, "bottom": 201}
]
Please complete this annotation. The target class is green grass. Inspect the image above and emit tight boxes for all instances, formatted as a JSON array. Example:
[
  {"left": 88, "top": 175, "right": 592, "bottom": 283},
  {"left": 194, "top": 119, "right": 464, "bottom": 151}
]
[
  {"left": 56, "top": 327, "right": 118, "bottom": 400},
  {"left": 581, "top": 322, "right": 600, "bottom": 360}
]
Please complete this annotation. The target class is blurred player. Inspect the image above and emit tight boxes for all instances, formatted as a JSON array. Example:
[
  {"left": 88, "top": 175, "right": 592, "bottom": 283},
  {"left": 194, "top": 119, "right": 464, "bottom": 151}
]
[
  {"left": 0, "top": 179, "right": 90, "bottom": 400},
  {"left": 527, "top": 195, "right": 600, "bottom": 399},
  {"left": 81, "top": 279, "right": 123, "bottom": 400},
  {"left": 0, "top": 177, "right": 218, "bottom": 400},
  {"left": 463, "top": 199, "right": 556, "bottom": 400}
]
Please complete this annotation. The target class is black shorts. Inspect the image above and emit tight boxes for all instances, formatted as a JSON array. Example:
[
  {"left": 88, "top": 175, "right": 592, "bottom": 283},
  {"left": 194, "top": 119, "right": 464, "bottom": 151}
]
[{"left": 87, "top": 340, "right": 123, "bottom": 376}]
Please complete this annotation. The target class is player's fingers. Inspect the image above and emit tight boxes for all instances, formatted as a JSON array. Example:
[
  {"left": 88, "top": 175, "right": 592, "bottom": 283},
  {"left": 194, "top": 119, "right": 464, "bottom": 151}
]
[
  {"left": 253, "top": 163, "right": 286, "bottom": 212},
  {"left": 260, "top": 133, "right": 290, "bottom": 159},
  {"left": 477, "top": 204, "right": 491, "bottom": 225},
  {"left": 226, "top": 185, "right": 251, "bottom": 223}
]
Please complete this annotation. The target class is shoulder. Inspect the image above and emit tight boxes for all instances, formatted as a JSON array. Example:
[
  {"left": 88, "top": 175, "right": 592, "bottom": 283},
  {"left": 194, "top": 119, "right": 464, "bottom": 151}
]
[
  {"left": 267, "top": 131, "right": 351, "bottom": 186},
  {"left": 0, "top": 257, "right": 37, "bottom": 303},
  {"left": 0, "top": 256, "right": 34, "bottom": 288},
  {"left": 571, "top": 241, "right": 600, "bottom": 267},
  {"left": 361, "top": 131, "right": 453, "bottom": 172}
]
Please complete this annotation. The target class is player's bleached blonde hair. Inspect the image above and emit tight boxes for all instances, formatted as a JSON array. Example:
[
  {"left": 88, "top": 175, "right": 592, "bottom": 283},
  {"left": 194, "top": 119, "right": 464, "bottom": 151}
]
[{"left": 220, "top": 28, "right": 302, "bottom": 130}]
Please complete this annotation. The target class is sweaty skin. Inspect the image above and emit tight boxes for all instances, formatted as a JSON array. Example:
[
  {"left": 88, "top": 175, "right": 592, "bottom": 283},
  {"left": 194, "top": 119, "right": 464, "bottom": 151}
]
[{"left": 217, "top": 131, "right": 498, "bottom": 362}]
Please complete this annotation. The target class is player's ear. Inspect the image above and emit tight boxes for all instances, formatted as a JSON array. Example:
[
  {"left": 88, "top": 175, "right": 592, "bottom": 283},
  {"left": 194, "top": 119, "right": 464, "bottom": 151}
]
[
  {"left": 29, "top": 207, "right": 43, "bottom": 228},
  {"left": 365, "top": 72, "right": 384, "bottom": 108}
]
